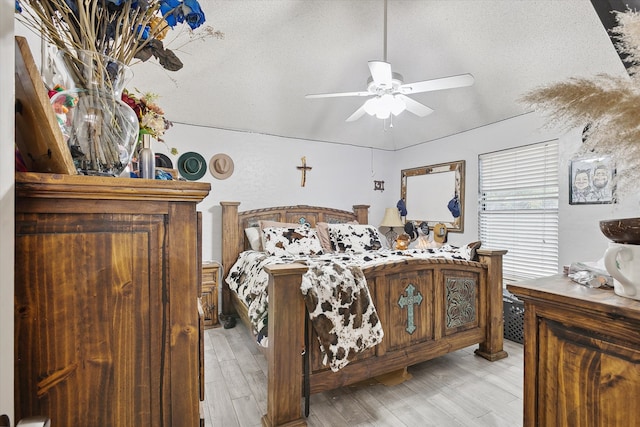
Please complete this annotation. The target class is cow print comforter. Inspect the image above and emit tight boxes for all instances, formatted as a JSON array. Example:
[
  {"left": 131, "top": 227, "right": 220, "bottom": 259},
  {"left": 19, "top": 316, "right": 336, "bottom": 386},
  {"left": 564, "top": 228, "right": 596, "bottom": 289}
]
[{"left": 225, "top": 244, "right": 477, "bottom": 370}]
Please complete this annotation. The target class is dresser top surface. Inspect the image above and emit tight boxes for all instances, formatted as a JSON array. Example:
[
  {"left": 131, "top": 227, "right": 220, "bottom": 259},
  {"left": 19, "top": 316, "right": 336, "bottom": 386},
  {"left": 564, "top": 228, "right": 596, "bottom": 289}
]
[
  {"left": 508, "top": 274, "right": 640, "bottom": 320},
  {"left": 16, "top": 172, "right": 211, "bottom": 202}
]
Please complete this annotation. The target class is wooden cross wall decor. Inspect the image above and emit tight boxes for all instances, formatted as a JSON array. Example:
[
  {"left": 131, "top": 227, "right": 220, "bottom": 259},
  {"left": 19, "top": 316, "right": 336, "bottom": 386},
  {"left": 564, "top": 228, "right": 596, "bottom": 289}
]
[{"left": 297, "top": 156, "right": 312, "bottom": 187}]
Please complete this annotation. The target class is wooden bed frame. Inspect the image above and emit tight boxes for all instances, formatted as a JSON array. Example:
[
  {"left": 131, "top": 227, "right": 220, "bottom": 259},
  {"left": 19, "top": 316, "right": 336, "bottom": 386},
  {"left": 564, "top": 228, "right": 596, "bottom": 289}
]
[{"left": 220, "top": 201, "right": 508, "bottom": 427}]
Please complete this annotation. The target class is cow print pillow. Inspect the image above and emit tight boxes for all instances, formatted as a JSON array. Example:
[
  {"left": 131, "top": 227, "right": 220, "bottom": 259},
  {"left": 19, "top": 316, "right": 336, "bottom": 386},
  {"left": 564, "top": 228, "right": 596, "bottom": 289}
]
[
  {"left": 262, "top": 225, "right": 324, "bottom": 257},
  {"left": 328, "top": 224, "right": 383, "bottom": 253}
]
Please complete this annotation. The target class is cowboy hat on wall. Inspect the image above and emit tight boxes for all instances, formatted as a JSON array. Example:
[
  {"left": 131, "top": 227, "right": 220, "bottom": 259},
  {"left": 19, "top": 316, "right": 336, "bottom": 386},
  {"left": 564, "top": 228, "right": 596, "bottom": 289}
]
[{"left": 209, "top": 153, "right": 234, "bottom": 180}]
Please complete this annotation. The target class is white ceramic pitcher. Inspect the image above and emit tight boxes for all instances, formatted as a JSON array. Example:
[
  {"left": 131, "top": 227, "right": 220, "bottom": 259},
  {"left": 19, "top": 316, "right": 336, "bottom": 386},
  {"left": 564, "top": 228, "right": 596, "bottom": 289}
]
[{"left": 604, "top": 242, "right": 640, "bottom": 300}]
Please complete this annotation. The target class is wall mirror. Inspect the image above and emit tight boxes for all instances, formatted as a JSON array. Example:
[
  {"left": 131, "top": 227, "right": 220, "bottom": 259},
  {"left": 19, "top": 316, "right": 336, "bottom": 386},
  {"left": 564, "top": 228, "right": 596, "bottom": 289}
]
[{"left": 400, "top": 160, "right": 465, "bottom": 233}]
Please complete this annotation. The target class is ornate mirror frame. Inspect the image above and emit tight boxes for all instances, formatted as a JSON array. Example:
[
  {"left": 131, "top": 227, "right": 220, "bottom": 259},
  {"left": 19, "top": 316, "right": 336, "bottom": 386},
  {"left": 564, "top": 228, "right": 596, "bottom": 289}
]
[{"left": 400, "top": 160, "right": 465, "bottom": 233}]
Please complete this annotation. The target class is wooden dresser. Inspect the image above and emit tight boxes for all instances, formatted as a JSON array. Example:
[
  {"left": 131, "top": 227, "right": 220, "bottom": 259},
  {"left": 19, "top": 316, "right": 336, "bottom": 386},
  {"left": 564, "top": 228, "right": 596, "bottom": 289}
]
[
  {"left": 508, "top": 274, "right": 640, "bottom": 427},
  {"left": 201, "top": 261, "right": 220, "bottom": 328},
  {"left": 14, "top": 172, "right": 210, "bottom": 427}
]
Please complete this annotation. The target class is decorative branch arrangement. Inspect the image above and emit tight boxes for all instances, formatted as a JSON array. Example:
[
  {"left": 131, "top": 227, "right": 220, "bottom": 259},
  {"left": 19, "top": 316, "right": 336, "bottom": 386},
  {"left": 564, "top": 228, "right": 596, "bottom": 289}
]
[
  {"left": 15, "top": 0, "right": 222, "bottom": 73},
  {"left": 519, "top": 9, "right": 640, "bottom": 196}
]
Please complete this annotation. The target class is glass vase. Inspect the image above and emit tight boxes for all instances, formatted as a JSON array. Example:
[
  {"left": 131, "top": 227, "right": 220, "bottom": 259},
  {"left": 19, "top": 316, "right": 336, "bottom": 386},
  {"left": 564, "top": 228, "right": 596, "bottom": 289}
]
[{"left": 49, "top": 50, "right": 138, "bottom": 176}]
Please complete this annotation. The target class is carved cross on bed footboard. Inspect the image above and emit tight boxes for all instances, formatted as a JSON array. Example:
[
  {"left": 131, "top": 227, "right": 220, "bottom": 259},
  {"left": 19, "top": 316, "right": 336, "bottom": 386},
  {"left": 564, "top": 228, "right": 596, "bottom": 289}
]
[{"left": 398, "top": 283, "right": 423, "bottom": 334}]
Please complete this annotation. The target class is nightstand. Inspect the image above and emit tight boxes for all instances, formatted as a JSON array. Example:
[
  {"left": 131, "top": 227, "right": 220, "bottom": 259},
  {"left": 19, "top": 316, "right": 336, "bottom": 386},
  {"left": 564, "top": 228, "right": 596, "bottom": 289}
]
[{"left": 201, "top": 261, "right": 220, "bottom": 328}]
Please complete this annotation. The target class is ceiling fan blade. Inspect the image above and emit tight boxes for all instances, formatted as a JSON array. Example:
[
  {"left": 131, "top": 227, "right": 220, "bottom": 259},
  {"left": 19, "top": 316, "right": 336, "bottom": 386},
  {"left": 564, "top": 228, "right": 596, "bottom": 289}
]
[
  {"left": 346, "top": 104, "right": 368, "bottom": 122},
  {"left": 368, "top": 61, "right": 393, "bottom": 87},
  {"left": 399, "top": 73, "right": 475, "bottom": 94},
  {"left": 397, "top": 94, "right": 434, "bottom": 117},
  {"left": 305, "top": 91, "right": 371, "bottom": 99}
]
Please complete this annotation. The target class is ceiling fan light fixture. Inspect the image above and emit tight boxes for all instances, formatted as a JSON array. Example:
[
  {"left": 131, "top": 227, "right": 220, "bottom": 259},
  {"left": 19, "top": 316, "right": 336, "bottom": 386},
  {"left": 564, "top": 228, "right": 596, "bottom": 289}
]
[
  {"left": 365, "top": 94, "right": 405, "bottom": 119},
  {"left": 390, "top": 95, "right": 406, "bottom": 116},
  {"left": 377, "top": 94, "right": 396, "bottom": 118},
  {"left": 375, "top": 109, "right": 391, "bottom": 120},
  {"left": 363, "top": 97, "right": 380, "bottom": 116}
]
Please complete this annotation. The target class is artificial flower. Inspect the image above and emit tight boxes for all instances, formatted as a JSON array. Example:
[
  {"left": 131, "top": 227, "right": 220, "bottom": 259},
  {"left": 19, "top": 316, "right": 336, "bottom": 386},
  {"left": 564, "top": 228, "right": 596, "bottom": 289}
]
[
  {"left": 122, "top": 89, "right": 174, "bottom": 146},
  {"left": 160, "top": 0, "right": 183, "bottom": 27},
  {"left": 183, "top": 0, "right": 206, "bottom": 30},
  {"left": 150, "top": 16, "right": 170, "bottom": 41}
]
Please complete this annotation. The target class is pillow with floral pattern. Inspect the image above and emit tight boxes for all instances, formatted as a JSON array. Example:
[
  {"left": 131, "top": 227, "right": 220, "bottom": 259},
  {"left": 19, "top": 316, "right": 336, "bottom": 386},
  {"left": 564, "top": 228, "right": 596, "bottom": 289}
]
[
  {"left": 262, "top": 225, "right": 324, "bottom": 256},
  {"left": 328, "top": 224, "right": 383, "bottom": 253}
]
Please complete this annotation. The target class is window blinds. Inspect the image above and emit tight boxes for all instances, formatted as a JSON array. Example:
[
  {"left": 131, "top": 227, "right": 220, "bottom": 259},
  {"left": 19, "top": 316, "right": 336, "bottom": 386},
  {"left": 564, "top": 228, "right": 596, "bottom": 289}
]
[{"left": 479, "top": 141, "right": 559, "bottom": 281}]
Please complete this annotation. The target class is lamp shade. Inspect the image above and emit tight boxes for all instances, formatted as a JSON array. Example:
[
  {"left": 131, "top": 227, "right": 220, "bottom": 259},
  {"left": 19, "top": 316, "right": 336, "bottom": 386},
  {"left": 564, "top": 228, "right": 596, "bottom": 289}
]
[
  {"left": 379, "top": 207, "right": 404, "bottom": 228},
  {"left": 379, "top": 207, "right": 405, "bottom": 249}
]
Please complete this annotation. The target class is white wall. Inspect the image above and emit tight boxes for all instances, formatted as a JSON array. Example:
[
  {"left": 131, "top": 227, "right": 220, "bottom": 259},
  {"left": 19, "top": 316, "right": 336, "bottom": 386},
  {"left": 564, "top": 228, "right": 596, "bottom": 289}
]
[
  {"left": 1, "top": 0, "right": 14, "bottom": 423},
  {"left": 164, "top": 111, "right": 640, "bottom": 272},
  {"left": 156, "top": 123, "right": 397, "bottom": 263}
]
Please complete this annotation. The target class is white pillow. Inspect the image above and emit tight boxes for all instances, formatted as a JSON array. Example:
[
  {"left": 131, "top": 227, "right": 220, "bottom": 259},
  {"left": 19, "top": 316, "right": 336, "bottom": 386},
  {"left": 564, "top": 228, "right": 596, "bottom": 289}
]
[
  {"left": 328, "top": 224, "right": 383, "bottom": 253},
  {"left": 262, "top": 225, "right": 324, "bottom": 256},
  {"left": 244, "top": 227, "right": 262, "bottom": 251},
  {"left": 259, "top": 220, "right": 300, "bottom": 251}
]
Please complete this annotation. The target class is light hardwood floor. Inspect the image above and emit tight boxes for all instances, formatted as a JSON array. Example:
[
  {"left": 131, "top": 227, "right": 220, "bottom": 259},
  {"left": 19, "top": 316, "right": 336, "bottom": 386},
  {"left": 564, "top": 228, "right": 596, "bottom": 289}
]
[{"left": 202, "top": 324, "right": 524, "bottom": 427}]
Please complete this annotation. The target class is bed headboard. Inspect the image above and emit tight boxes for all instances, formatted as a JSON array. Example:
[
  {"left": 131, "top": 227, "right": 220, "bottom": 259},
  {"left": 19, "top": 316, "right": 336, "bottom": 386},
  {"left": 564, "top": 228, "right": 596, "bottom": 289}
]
[{"left": 219, "top": 201, "right": 369, "bottom": 314}]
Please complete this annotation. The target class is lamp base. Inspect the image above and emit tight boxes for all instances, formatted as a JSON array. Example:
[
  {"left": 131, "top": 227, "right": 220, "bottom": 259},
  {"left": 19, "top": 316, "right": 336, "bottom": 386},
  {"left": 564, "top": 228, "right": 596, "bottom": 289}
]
[{"left": 384, "top": 229, "right": 399, "bottom": 249}]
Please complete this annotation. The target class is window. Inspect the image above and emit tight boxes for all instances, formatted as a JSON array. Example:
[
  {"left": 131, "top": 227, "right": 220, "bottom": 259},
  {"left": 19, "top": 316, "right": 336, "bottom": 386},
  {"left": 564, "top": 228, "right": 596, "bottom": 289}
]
[{"left": 479, "top": 141, "right": 559, "bottom": 281}]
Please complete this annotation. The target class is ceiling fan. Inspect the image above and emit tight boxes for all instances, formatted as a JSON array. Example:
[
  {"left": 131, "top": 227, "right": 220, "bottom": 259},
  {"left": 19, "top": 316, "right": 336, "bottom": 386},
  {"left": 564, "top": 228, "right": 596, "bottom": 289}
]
[{"left": 305, "top": 0, "right": 474, "bottom": 122}]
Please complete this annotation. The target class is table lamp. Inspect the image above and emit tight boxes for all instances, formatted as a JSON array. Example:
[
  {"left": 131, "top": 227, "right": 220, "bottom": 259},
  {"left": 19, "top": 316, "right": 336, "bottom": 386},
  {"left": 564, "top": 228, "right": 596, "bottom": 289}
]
[{"left": 379, "top": 207, "right": 405, "bottom": 248}]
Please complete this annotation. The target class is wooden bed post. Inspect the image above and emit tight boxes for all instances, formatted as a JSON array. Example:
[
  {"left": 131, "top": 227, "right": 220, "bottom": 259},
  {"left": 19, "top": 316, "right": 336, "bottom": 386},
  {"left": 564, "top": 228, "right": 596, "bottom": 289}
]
[
  {"left": 262, "top": 263, "right": 309, "bottom": 427},
  {"left": 220, "top": 201, "right": 241, "bottom": 315},
  {"left": 352, "top": 204, "right": 369, "bottom": 225},
  {"left": 475, "top": 249, "right": 509, "bottom": 361}
]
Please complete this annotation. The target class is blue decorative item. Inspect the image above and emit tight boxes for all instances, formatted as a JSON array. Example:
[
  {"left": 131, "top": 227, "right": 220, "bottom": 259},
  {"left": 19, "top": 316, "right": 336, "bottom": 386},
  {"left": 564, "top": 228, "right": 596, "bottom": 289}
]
[
  {"left": 448, "top": 195, "right": 461, "bottom": 218},
  {"left": 156, "top": 169, "right": 173, "bottom": 180},
  {"left": 397, "top": 199, "right": 407, "bottom": 217}
]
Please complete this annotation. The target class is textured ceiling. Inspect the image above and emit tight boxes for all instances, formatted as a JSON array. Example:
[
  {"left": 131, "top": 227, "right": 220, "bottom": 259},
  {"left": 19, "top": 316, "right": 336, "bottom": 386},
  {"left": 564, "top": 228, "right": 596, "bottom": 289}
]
[{"left": 128, "top": 0, "right": 629, "bottom": 151}]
